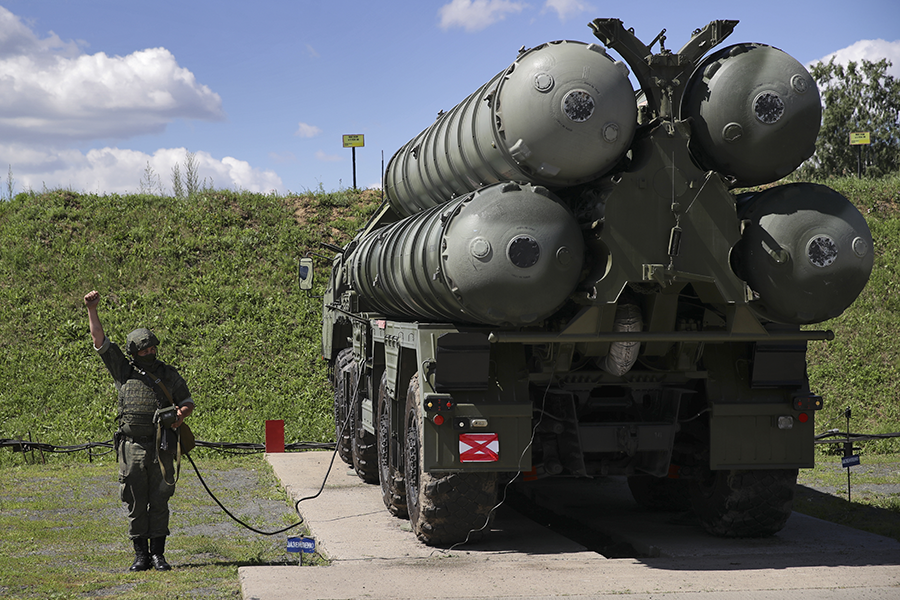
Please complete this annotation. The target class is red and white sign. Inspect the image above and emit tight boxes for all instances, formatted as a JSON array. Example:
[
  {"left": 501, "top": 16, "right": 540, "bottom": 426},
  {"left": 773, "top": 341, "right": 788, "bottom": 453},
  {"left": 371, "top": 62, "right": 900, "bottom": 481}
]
[{"left": 459, "top": 433, "right": 499, "bottom": 463}]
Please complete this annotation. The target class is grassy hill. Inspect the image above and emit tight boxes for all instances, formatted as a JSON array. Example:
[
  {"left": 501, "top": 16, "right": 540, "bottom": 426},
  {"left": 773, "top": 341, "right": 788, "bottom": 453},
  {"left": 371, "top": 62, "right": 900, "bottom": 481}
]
[
  {"left": 801, "top": 175, "right": 900, "bottom": 453},
  {"left": 0, "top": 187, "right": 379, "bottom": 459},
  {"left": 0, "top": 176, "right": 898, "bottom": 461}
]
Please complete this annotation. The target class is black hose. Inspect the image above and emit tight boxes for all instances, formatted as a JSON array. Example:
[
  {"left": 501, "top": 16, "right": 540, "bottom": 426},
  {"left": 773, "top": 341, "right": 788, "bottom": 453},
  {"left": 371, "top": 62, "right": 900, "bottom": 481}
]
[
  {"left": 185, "top": 453, "right": 304, "bottom": 536},
  {"left": 183, "top": 402, "right": 353, "bottom": 535}
]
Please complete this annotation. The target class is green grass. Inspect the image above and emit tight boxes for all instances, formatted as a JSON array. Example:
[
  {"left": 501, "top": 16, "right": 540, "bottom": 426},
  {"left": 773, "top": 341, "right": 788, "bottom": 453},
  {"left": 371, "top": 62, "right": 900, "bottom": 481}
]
[
  {"left": 0, "top": 187, "right": 379, "bottom": 460},
  {"left": 803, "top": 174, "right": 900, "bottom": 454},
  {"left": 0, "top": 452, "right": 324, "bottom": 600},
  {"left": 796, "top": 451, "right": 900, "bottom": 540}
]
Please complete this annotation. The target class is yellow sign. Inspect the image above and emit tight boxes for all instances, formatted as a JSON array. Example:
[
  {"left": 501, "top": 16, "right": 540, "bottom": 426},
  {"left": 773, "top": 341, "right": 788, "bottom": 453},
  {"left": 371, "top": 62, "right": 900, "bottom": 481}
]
[
  {"left": 849, "top": 132, "right": 871, "bottom": 145},
  {"left": 342, "top": 134, "right": 365, "bottom": 148}
]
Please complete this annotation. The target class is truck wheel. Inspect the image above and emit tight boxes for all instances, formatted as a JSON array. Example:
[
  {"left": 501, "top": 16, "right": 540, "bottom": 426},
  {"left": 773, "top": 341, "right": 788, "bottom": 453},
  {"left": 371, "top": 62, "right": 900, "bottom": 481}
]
[
  {"left": 350, "top": 359, "right": 379, "bottom": 484},
  {"left": 627, "top": 475, "right": 691, "bottom": 511},
  {"left": 689, "top": 468, "right": 797, "bottom": 537},
  {"left": 377, "top": 373, "right": 407, "bottom": 518},
  {"left": 404, "top": 374, "right": 498, "bottom": 546},
  {"left": 333, "top": 348, "right": 353, "bottom": 466}
]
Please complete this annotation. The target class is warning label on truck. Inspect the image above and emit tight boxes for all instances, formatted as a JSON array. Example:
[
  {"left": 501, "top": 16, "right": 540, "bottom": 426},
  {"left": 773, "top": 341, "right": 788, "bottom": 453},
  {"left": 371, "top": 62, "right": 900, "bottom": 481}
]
[{"left": 459, "top": 433, "right": 499, "bottom": 462}]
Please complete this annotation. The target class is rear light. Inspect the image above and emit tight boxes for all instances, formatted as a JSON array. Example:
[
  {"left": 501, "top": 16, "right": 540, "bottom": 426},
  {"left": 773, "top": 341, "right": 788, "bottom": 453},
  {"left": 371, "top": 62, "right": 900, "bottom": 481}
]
[{"left": 793, "top": 395, "right": 823, "bottom": 411}]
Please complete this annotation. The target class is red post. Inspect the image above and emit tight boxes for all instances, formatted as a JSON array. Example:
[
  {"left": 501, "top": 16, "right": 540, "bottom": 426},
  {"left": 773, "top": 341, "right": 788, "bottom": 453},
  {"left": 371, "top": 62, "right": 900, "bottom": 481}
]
[{"left": 265, "top": 420, "right": 285, "bottom": 453}]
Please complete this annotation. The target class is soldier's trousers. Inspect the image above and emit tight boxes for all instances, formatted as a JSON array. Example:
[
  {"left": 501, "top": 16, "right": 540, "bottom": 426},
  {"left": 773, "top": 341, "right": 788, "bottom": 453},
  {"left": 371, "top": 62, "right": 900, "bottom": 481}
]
[{"left": 118, "top": 438, "right": 176, "bottom": 539}]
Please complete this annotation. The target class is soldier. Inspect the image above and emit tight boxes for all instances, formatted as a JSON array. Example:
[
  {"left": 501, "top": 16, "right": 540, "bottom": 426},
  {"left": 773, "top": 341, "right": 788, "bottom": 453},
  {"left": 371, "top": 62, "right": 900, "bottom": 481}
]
[{"left": 84, "top": 290, "right": 195, "bottom": 572}]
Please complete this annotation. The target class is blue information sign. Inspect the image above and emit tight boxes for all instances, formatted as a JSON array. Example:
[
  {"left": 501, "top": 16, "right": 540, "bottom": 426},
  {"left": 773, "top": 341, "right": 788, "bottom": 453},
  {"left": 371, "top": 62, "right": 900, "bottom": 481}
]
[
  {"left": 841, "top": 455, "right": 861, "bottom": 468},
  {"left": 287, "top": 537, "right": 316, "bottom": 553}
]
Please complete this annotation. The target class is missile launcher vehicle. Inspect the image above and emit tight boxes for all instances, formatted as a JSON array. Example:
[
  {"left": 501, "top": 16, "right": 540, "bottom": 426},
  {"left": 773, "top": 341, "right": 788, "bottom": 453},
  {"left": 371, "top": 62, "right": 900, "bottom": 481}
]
[{"left": 305, "top": 18, "right": 873, "bottom": 546}]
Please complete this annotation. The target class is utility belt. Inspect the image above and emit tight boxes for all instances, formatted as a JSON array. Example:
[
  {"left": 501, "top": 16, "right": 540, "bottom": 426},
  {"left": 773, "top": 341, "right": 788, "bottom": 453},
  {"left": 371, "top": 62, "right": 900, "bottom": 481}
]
[
  {"left": 119, "top": 433, "right": 156, "bottom": 444},
  {"left": 114, "top": 431, "right": 162, "bottom": 456}
]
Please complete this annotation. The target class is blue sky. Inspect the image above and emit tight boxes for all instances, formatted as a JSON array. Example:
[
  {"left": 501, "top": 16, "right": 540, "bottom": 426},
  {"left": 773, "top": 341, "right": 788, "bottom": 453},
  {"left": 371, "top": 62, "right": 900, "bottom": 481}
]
[{"left": 1, "top": 0, "right": 898, "bottom": 196}]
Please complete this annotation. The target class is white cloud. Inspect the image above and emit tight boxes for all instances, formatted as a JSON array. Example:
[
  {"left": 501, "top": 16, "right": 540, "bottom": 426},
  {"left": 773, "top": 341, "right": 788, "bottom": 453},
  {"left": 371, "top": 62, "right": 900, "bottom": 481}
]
[
  {"left": 0, "top": 7, "right": 285, "bottom": 195},
  {"left": 542, "top": 0, "right": 593, "bottom": 21},
  {"left": 438, "top": 0, "right": 526, "bottom": 32},
  {"left": 810, "top": 39, "right": 900, "bottom": 79},
  {"left": 0, "top": 6, "right": 224, "bottom": 143},
  {"left": 219, "top": 155, "right": 282, "bottom": 192},
  {"left": 2, "top": 145, "right": 282, "bottom": 195},
  {"left": 0, "top": 6, "right": 82, "bottom": 60},
  {"left": 295, "top": 122, "right": 323, "bottom": 138}
]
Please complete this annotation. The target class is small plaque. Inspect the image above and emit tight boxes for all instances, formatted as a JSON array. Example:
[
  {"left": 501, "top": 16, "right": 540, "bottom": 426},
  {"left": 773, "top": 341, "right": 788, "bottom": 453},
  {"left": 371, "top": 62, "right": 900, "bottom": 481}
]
[
  {"left": 342, "top": 134, "right": 365, "bottom": 148},
  {"left": 849, "top": 132, "right": 871, "bottom": 146},
  {"left": 841, "top": 455, "right": 861, "bottom": 468},
  {"left": 287, "top": 537, "right": 316, "bottom": 553}
]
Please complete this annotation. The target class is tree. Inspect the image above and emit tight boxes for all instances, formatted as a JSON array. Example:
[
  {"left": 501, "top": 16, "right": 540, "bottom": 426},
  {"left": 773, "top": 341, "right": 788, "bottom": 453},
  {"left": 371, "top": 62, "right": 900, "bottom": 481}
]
[
  {"left": 184, "top": 151, "right": 200, "bottom": 197},
  {"left": 803, "top": 58, "right": 900, "bottom": 178},
  {"left": 138, "top": 161, "right": 163, "bottom": 195},
  {"left": 171, "top": 163, "right": 185, "bottom": 199},
  {"left": 5, "top": 165, "right": 14, "bottom": 200}
]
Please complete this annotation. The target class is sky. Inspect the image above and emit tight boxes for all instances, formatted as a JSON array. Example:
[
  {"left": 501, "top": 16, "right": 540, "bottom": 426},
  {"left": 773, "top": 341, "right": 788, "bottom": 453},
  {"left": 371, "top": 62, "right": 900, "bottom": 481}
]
[{"left": 1, "top": 0, "right": 898, "bottom": 196}]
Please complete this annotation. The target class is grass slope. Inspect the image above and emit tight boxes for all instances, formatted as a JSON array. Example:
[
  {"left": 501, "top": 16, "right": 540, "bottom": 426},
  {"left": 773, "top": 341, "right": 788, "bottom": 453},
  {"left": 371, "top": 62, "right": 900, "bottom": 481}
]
[
  {"left": 0, "top": 188, "right": 378, "bottom": 459},
  {"left": 0, "top": 176, "right": 897, "bottom": 458},
  {"left": 804, "top": 174, "right": 900, "bottom": 453}
]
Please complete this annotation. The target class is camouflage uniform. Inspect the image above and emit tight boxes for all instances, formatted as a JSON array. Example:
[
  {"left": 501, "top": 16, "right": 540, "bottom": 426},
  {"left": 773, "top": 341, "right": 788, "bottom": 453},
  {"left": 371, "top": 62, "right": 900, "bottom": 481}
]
[{"left": 95, "top": 329, "right": 193, "bottom": 552}]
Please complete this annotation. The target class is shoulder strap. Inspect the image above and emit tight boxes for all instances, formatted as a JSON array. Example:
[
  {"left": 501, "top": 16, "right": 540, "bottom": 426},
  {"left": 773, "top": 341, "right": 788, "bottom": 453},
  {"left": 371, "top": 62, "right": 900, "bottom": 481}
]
[
  {"left": 130, "top": 363, "right": 175, "bottom": 407},
  {"left": 132, "top": 361, "right": 183, "bottom": 486}
]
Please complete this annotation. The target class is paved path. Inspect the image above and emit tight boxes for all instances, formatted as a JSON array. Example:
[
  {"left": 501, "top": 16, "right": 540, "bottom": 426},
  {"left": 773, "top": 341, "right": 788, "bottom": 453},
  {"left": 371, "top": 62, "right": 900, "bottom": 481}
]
[{"left": 239, "top": 451, "right": 900, "bottom": 600}]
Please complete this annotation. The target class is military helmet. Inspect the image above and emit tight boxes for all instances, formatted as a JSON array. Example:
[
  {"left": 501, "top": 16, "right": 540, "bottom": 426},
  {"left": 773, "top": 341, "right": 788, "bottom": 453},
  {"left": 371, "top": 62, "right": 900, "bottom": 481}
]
[{"left": 125, "top": 328, "right": 160, "bottom": 355}]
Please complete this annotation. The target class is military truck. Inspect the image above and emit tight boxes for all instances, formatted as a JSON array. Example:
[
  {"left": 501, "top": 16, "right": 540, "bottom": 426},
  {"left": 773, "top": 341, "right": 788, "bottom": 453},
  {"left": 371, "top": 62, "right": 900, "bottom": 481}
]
[{"left": 303, "top": 18, "right": 873, "bottom": 546}]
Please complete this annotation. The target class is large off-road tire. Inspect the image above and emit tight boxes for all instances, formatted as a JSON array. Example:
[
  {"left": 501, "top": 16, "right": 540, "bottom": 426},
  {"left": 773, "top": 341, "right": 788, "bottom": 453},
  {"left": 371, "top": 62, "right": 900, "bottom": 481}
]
[
  {"left": 689, "top": 468, "right": 798, "bottom": 537},
  {"left": 349, "top": 359, "right": 379, "bottom": 484},
  {"left": 627, "top": 474, "right": 691, "bottom": 512},
  {"left": 377, "top": 373, "right": 407, "bottom": 518},
  {"left": 333, "top": 348, "right": 353, "bottom": 466},
  {"left": 404, "top": 374, "right": 498, "bottom": 546}
]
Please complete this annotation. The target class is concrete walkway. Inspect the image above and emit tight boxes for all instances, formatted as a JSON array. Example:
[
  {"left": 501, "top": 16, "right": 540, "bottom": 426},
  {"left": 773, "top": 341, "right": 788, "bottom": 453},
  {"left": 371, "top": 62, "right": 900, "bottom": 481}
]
[{"left": 239, "top": 451, "right": 900, "bottom": 600}]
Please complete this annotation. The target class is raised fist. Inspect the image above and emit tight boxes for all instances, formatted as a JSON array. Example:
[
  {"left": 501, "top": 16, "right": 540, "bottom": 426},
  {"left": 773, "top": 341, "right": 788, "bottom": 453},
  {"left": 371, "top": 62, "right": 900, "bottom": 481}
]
[{"left": 84, "top": 290, "right": 100, "bottom": 309}]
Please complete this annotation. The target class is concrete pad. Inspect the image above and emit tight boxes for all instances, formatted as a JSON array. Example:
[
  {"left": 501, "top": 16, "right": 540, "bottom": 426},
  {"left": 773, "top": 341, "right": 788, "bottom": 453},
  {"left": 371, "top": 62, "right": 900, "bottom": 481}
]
[{"left": 240, "top": 451, "right": 900, "bottom": 600}]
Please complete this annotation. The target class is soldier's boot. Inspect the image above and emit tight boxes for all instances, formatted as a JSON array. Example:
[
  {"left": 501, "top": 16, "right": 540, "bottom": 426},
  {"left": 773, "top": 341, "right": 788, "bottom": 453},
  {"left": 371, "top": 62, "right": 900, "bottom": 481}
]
[
  {"left": 149, "top": 536, "right": 172, "bottom": 571},
  {"left": 129, "top": 537, "right": 151, "bottom": 572}
]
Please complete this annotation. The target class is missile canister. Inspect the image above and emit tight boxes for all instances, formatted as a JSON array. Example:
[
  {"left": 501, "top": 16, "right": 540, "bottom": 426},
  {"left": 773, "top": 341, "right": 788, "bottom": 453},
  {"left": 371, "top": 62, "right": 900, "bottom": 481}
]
[
  {"left": 733, "top": 183, "right": 873, "bottom": 324},
  {"left": 682, "top": 43, "right": 821, "bottom": 187},
  {"left": 384, "top": 40, "right": 637, "bottom": 218},
  {"left": 348, "top": 181, "right": 584, "bottom": 326}
]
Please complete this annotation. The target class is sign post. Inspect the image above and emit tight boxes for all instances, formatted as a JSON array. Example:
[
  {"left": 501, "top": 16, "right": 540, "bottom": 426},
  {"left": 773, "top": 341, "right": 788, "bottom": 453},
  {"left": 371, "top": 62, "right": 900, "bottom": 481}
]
[
  {"left": 849, "top": 132, "right": 871, "bottom": 178},
  {"left": 342, "top": 134, "right": 365, "bottom": 189},
  {"left": 287, "top": 536, "right": 316, "bottom": 565},
  {"left": 840, "top": 406, "right": 860, "bottom": 502}
]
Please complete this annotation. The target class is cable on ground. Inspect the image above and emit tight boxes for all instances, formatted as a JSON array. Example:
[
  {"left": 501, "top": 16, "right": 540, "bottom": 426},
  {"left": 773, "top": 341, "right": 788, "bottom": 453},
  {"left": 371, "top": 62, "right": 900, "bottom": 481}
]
[{"left": 1, "top": 435, "right": 341, "bottom": 537}]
